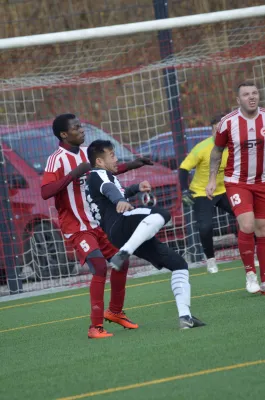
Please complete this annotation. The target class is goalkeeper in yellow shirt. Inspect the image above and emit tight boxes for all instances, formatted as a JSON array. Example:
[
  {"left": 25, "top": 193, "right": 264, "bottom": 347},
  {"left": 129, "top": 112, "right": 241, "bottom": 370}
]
[{"left": 179, "top": 114, "right": 234, "bottom": 274}]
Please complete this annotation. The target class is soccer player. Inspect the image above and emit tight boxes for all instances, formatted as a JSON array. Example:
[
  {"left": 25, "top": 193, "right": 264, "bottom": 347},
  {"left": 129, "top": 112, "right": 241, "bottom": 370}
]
[
  {"left": 41, "top": 113, "right": 153, "bottom": 338},
  {"left": 85, "top": 139, "right": 206, "bottom": 329},
  {"left": 179, "top": 114, "right": 236, "bottom": 274},
  {"left": 206, "top": 82, "right": 265, "bottom": 294}
]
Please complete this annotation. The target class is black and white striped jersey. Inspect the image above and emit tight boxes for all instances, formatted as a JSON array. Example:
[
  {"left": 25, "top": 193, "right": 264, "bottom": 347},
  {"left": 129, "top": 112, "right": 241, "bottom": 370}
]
[{"left": 85, "top": 168, "right": 139, "bottom": 232}]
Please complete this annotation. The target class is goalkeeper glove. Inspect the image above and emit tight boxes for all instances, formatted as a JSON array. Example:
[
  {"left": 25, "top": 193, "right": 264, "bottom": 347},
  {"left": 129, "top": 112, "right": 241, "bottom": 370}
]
[{"left": 182, "top": 189, "right": 194, "bottom": 207}]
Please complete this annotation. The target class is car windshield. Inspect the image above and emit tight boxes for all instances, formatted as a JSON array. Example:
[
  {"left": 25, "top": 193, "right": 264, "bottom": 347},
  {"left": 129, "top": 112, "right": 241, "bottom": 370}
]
[{"left": 1, "top": 123, "right": 134, "bottom": 174}]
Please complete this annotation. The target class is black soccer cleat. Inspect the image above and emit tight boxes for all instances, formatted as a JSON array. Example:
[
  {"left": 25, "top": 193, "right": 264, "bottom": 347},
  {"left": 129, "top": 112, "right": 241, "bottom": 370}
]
[
  {"left": 179, "top": 315, "right": 206, "bottom": 330},
  {"left": 109, "top": 250, "right": 130, "bottom": 271}
]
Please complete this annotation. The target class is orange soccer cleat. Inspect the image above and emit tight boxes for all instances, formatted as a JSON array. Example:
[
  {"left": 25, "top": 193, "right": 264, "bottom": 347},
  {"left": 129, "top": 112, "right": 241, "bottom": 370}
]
[
  {"left": 88, "top": 325, "right": 113, "bottom": 339},
  {"left": 104, "top": 309, "right": 139, "bottom": 329}
]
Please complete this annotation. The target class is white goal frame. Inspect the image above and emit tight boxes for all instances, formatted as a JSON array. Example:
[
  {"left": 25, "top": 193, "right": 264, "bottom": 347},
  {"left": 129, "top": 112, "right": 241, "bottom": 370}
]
[{"left": 0, "top": 6, "right": 265, "bottom": 49}]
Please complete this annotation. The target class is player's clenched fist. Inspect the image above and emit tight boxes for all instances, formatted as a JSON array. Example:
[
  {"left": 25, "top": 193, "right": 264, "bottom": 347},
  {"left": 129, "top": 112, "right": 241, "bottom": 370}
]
[
  {"left": 139, "top": 180, "right": 151, "bottom": 192},
  {"left": 116, "top": 201, "right": 134, "bottom": 213},
  {"left": 206, "top": 179, "right": 216, "bottom": 200}
]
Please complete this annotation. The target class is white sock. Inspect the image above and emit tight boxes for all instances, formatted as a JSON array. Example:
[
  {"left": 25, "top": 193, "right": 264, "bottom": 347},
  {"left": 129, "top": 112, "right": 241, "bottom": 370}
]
[
  {"left": 121, "top": 213, "right": 165, "bottom": 254},
  {"left": 171, "top": 269, "right": 191, "bottom": 317}
]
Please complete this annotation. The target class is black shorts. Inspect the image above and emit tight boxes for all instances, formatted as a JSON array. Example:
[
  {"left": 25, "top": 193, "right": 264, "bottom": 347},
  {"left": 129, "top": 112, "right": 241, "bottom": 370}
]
[
  {"left": 193, "top": 193, "right": 237, "bottom": 235},
  {"left": 106, "top": 206, "right": 162, "bottom": 247},
  {"left": 105, "top": 206, "right": 178, "bottom": 270}
]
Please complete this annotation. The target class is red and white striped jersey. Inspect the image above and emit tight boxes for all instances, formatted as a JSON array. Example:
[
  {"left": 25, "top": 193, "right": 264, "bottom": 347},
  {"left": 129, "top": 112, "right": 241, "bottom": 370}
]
[
  {"left": 215, "top": 107, "right": 265, "bottom": 184},
  {"left": 42, "top": 144, "right": 98, "bottom": 236}
]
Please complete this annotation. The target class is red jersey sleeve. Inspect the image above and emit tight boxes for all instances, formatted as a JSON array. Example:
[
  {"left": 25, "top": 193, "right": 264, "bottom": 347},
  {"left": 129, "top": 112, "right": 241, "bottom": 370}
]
[
  {"left": 215, "top": 118, "right": 229, "bottom": 148},
  {"left": 41, "top": 154, "right": 64, "bottom": 187},
  {"left": 41, "top": 171, "right": 58, "bottom": 186},
  {"left": 41, "top": 153, "right": 73, "bottom": 200}
]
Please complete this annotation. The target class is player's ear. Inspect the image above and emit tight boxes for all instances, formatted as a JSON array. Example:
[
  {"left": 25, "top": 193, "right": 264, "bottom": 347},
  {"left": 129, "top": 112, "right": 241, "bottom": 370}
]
[
  {"left": 236, "top": 96, "right": 240, "bottom": 105},
  {"left": 96, "top": 157, "right": 104, "bottom": 168},
  {"left": 60, "top": 131, "right": 68, "bottom": 139}
]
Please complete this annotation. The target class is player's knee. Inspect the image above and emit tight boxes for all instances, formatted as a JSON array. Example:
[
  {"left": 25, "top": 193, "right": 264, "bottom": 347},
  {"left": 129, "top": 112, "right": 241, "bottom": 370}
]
[
  {"left": 86, "top": 249, "right": 107, "bottom": 277},
  {"left": 238, "top": 220, "right": 255, "bottom": 234},
  {"left": 158, "top": 247, "right": 188, "bottom": 271},
  {"left": 153, "top": 208, "right": 171, "bottom": 224},
  {"left": 256, "top": 227, "right": 265, "bottom": 237},
  {"left": 240, "top": 223, "right": 254, "bottom": 234},
  {"left": 254, "top": 219, "right": 265, "bottom": 237},
  {"left": 167, "top": 254, "right": 188, "bottom": 271}
]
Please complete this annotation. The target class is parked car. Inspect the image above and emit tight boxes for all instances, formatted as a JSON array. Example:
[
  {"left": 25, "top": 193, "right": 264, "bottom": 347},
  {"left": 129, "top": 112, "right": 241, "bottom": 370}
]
[
  {"left": 135, "top": 128, "right": 212, "bottom": 170},
  {"left": 0, "top": 121, "right": 183, "bottom": 283}
]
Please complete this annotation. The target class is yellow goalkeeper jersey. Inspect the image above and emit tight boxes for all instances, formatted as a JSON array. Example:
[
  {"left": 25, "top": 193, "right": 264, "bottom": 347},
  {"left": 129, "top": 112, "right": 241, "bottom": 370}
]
[{"left": 180, "top": 136, "right": 228, "bottom": 198}]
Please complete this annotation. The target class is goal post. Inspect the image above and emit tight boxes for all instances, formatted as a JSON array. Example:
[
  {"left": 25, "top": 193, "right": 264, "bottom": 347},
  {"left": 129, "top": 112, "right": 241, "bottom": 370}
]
[
  {"left": 0, "top": 5, "right": 265, "bottom": 49},
  {"left": 1, "top": 5, "right": 265, "bottom": 296}
]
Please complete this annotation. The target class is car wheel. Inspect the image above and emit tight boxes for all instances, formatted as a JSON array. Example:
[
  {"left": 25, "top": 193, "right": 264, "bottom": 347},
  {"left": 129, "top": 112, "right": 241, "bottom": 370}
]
[{"left": 23, "top": 222, "right": 75, "bottom": 280}]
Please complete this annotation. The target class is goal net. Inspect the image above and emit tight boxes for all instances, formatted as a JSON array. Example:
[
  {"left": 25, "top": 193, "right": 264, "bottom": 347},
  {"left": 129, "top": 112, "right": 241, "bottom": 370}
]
[{"left": 1, "top": 6, "right": 265, "bottom": 296}]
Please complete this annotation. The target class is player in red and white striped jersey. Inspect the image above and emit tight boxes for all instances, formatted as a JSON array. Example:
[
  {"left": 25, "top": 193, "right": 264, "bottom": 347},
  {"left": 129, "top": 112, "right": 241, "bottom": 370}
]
[
  {"left": 206, "top": 82, "right": 265, "bottom": 294},
  {"left": 41, "top": 114, "right": 153, "bottom": 338}
]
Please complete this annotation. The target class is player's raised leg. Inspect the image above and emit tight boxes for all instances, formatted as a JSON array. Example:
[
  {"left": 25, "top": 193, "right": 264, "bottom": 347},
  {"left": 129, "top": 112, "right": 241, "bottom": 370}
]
[{"left": 110, "top": 207, "right": 170, "bottom": 271}]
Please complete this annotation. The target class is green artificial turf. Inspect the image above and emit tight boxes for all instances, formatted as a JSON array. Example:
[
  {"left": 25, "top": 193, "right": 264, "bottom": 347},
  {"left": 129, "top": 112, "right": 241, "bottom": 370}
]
[{"left": 0, "top": 261, "right": 264, "bottom": 400}]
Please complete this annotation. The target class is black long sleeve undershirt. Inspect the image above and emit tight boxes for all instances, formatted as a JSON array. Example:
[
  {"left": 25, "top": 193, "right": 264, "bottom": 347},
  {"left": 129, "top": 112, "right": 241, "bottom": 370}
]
[
  {"left": 101, "top": 182, "right": 140, "bottom": 205},
  {"left": 178, "top": 168, "right": 190, "bottom": 191}
]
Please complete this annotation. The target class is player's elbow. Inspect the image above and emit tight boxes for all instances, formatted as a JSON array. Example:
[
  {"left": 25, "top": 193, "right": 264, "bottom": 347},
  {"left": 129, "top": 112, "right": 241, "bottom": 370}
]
[{"left": 41, "top": 185, "right": 51, "bottom": 200}]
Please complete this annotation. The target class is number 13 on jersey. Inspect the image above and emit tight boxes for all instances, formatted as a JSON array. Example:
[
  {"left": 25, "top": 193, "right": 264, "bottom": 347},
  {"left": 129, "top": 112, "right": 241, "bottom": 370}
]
[{"left": 230, "top": 193, "right": 241, "bottom": 207}]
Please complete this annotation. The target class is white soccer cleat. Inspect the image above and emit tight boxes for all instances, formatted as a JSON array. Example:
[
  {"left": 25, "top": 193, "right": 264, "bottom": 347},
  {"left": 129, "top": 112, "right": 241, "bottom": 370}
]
[
  {"left": 260, "top": 282, "right": 265, "bottom": 294},
  {"left": 246, "top": 271, "right": 260, "bottom": 294},
  {"left": 207, "top": 258, "right": 218, "bottom": 274}
]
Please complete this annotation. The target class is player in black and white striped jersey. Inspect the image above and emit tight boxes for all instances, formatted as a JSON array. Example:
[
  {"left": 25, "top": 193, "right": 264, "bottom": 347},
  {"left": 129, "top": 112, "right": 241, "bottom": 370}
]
[{"left": 85, "top": 139, "right": 206, "bottom": 330}]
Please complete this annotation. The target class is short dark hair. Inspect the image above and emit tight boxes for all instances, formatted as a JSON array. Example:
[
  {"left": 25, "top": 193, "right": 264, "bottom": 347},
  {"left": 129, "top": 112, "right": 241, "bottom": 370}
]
[
  {"left": 52, "top": 113, "right": 76, "bottom": 140},
  {"left": 210, "top": 114, "right": 226, "bottom": 126},
  {"left": 87, "top": 140, "right": 114, "bottom": 167},
  {"left": 237, "top": 81, "right": 258, "bottom": 94}
]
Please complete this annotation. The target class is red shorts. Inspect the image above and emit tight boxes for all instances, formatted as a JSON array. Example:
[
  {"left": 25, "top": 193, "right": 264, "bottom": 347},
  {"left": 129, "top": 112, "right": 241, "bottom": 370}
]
[
  {"left": 225, "top": 182, "right": 265, "bottom": 218},
  {"left": 66, "top": 227, "right": 118, "bottom": 265}
]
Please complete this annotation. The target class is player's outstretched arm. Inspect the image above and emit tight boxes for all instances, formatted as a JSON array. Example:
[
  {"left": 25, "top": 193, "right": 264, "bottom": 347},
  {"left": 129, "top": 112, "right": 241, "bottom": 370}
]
[
  {"left": 206, "top": 145, "right": 224, "bottom": 200},
  {"left": 124, "top": 184, "right": 140, "bottom": 198},
  {"left": 41, "top": 162, "right": 91, "bottom": 200},
  {"left": 124, "top": 180, "right": 151, "bottom": 198},
  {"left": 116, "top": 157, "right": 153, "bottom": 175}
]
